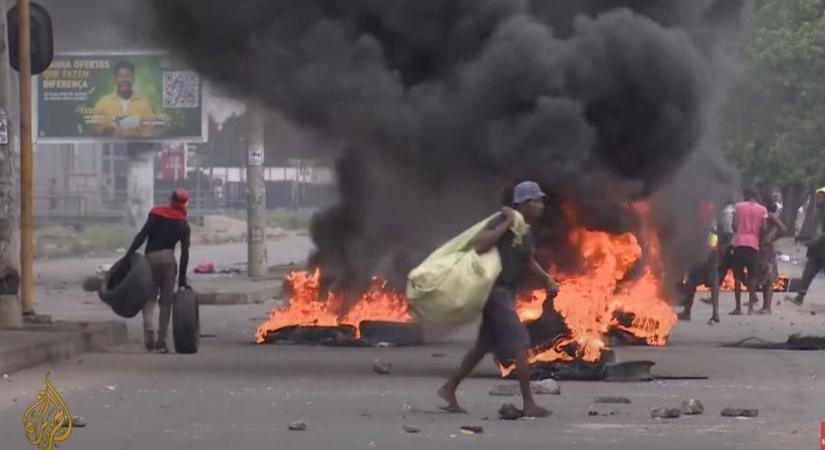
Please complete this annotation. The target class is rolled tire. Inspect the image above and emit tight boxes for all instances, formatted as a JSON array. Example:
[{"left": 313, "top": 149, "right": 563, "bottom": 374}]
[
  {"left": 99, "top": 254, "right": 152, "bottom": 318},
  {"left": 173, "top": 289, "right": 200, "bottom": 354}
]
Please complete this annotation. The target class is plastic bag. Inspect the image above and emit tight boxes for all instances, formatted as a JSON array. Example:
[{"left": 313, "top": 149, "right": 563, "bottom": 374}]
[{"left": 406, "top": 211, "right": 527, "bottom": 327}]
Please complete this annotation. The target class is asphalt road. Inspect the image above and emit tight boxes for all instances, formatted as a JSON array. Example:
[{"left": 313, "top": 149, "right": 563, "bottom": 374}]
[{"left": 2, "top": 239, "right": 825, "bottom": 450}]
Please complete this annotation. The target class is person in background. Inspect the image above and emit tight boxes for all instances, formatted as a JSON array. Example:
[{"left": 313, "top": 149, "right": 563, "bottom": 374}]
[
  {"left": 790, "top": 188, "right": 825, "bottom": 306},
  {"left": 771, "top": 190, "right": 783, "bottom": 218},
  {"left": 730, "top": 187, "right": 768, "bottom": 315},
  {"left": 755, "top": 201, "right": 787, "bottom": 314},
  {"left": 717, "top": 200, "right": 736, "bottom": 283},
  {"left": 679, "top": 202, "right": 721, "bottom": 324},
  {"left": 126, "top": 189, "right": 192, "bottom": 353},
  {"left": 439, "top": 181, "right": 558, "bottom": 418}
]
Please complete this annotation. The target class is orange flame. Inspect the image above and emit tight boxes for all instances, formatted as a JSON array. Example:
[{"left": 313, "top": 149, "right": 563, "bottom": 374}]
[
  {"left": 256, "top": 203, "right": 678, "bottom": 380},
  {"left": 254, "top": 270, "right": 412, "bottom": 344},
  {"left": 501, "top": 203, "right": 676, "bottom": 377},
  {"left": 697, "top": 272, "right": 789, "bottom": 292}
]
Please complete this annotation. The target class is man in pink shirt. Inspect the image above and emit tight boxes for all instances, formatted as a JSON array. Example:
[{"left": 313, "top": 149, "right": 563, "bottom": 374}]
[{"left": 731, "top": 187, "right": 768, "bottom": 315}]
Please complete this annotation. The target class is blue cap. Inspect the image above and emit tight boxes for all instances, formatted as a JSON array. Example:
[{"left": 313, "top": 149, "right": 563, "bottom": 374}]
[{"left": 513, "top": 181, "right": 546, "bottom": 205}]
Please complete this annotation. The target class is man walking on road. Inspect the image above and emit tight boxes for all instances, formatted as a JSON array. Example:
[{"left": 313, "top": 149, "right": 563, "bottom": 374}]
[
  {"left": 126, "top": 189, "right": 192, "bottom": 353},
  {"left": 439, "top": 181, "right": 558, "bottom": 418},
  {"left": 790, "top": 188, "right": 825, "bottom": 306}
]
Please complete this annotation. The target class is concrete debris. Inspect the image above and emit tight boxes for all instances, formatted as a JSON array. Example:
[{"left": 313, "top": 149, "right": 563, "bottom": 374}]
[
  {"left": 431, "top": 353, "right": 446, "bottom": 358},
  {"left": 682, "top": 399, "right": 704, "bottom": 415},
  {"left": 588, "top": 409, "right": 598, "bottom": 416},
  {"left": 651, "top": 408, "right": 683, "bottom": 419},
  {"left": 498, "top": 403, "right": 524, "bottom": 421},
  {"left": 373, "top": 359, "right": 392, "bottom": 375},
  {"left": 595, "top": 396, "right": 632, "bottom": 404},
  {"left": 288, "top": 420, "right": 308, "bottom": 431},
  {"left": 63, "top": 416, "right": 86, "bottom": 428},
  {"left": 460, "top": 425, "right": 484, "bottom": 435},
  {"left": 403, "top": 425, "right": 421, "bottom": 434},
  {"left": 588, "top": 408, "right": 620, "bottom": 417},
  {"left": 533, "top": 379, "right": 561, "bottom": 395},
  {"left": 721, "top": 408, "right": 759, "bottom": 418}
]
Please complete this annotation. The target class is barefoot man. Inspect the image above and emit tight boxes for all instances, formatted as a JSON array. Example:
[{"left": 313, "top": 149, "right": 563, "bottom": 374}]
[{"left": 439, "top": 181, "right": 558, "bottom": 418}]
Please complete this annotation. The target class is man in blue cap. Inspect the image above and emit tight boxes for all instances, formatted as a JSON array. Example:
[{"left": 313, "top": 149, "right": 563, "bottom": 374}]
[{"left": 439, "top": 181, "right": 558, "bottom": 418}]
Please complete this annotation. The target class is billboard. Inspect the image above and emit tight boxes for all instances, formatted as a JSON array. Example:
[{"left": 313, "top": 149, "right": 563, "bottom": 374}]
[{"left": 35, "top": 53, "right": 207, "bottom": 143}]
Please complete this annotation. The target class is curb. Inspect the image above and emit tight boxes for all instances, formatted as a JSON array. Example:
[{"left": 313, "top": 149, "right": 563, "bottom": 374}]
[
  {"left": 196, "top": 282, "right": 281, "bottom": 305},
  {"left": 0, "top": 321, "right": 128, "bottom": 374}
]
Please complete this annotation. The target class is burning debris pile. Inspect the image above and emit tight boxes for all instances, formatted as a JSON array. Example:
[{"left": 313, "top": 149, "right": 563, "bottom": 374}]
[{"left": 149, "top": 1, "right": 747, "bottom": 367}]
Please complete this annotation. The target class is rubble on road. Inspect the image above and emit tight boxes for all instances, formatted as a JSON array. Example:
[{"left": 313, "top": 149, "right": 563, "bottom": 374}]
[
  {"left": 460, "top": 425, "right": 484, "bottom": 435},
  {"left": 721, "top": 408, "right": 759, "bottom": 417},
  {"left": 594, "top": 396, "right": 631, "bottom": 404},
  {"left": 403, "top": 425, "right": 420, "bottom": 434},
  {"left": 682, "top": 399, "right": 704, "bottom": 415},
  {"left": 288, "top": 420, "right": 308, "bottom": 431},
  {"left": 651, "top": 408, "right": 682, "bottom": 419},
  {"left": 373, "top": 359, "right": 392, "bottom": 375},
  {"left": 498, "top": 403, "right": 524, "bottom": 421}
]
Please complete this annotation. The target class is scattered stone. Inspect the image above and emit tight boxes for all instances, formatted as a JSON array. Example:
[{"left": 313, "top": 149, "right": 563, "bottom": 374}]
[
  {"left": 811, "top": 311, "right": 817, "bottom": 316},
  {"left": 721, "top": 408, "right": 758, "bottom": 418},
  {"left": 431, "top": 353, "right": 447, "bottom": 358},
  {"left": 682, "top": 399, "right": 704, "bottom": 415},
  {"left": 498, "top": 403, "right": 524, "bottom": 421},
  {"left": 63, "top": 416, "right": 86, "bottom": 428},
  {"left": 595, "top": 396, "right": 632, "bottom": 404},
  {"left": 288, "top": 420, "right": 308, "bottom": 431},
  {"left": 609, "top": 410, "right": 619, "bottom": 416},
  {"left": 533, "top": 379, "right": 561, "bottom": 395},
  {"left": 373, "top": 359, "right": 392, "bottom": 375},
  {"left": 403, "top": 425, "right": 421, "bottom": 434},
  {"left": 651, "top": 408, "right": 682, "bottom": 419},
  {"left": 588, "top": 409, "right": 599, "bottom": 417},
  {"left": 360, "top": 412, "right": 373, "bottom": 418},
  {"left": 460, "top": 425, "right": 484, "bottom": 435}
]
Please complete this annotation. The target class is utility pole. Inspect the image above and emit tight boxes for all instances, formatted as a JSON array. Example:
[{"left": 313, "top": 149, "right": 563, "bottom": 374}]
[
  {"left": 246, "top": 104, "right": 267, "bottom": 278},
  {"left": 17, "top": 0, "right": 33, "bottom": 316},
  {"left": 0, "top": 0, "right": 22, "bottom": 328}
]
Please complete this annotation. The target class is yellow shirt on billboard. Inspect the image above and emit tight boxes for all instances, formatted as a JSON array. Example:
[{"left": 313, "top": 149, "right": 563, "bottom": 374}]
[{"left": 91, "top": 92, "right": 155, "bottom": 138}]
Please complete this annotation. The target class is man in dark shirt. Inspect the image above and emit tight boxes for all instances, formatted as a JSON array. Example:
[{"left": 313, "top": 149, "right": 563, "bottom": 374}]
[
  {"left": 439, "top": 181, "right": 558, "bottom": 418},
  {"left": 791, "top": 188, "right": 825, "bottom": 305},
  {"left": 126, "top": 189, "right": 192, "bottom": 353}
]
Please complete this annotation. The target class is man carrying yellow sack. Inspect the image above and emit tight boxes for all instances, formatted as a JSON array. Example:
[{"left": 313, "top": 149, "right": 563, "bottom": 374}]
[{"left": 438, "top": 181, "right": 558, "bottom": 418}]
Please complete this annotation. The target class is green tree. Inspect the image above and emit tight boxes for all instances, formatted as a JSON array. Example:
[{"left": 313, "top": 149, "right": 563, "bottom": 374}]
[{"left": 725, "top": 0, "right": 825, "bottom": 220}]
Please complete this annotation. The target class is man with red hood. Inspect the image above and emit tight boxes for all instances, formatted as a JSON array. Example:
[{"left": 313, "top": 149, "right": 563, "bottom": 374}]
[{"left": 126, "top": 189, "right": 192, "bottom": 353}]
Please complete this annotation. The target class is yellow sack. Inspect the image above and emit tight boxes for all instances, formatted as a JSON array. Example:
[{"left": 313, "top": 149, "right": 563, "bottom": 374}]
[{"left": 406, "top": 211, "right": 529, "bottom": 327}]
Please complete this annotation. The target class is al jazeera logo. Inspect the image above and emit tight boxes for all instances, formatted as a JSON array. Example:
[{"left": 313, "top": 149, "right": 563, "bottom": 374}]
[{"left": 22, "top": 373, "right": 74, "bottom": 450}]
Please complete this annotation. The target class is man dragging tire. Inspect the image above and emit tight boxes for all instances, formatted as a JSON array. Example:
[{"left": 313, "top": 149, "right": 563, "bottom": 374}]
[{"left": 126, "top": 189, "right": 192, "bottom": 353}]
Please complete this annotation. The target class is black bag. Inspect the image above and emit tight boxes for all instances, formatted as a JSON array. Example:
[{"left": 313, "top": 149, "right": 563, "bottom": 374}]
[{"left": 99, "top": 253, "right": 153, "bottom": 318}]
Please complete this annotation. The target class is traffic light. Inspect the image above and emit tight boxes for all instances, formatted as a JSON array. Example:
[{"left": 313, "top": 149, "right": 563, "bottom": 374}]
[{"left": 7, "top": 2, "right": 53, "bottom": 75}]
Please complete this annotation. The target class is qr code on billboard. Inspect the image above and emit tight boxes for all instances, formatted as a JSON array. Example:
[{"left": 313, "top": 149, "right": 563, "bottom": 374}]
[{"left": 162, "top": 71, "right": 200, "bottom": 108}]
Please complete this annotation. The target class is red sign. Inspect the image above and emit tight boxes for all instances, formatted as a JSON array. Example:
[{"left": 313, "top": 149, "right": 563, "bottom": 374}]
[{"left": 157, "top": 144, "right": 187, "bottom": 181}]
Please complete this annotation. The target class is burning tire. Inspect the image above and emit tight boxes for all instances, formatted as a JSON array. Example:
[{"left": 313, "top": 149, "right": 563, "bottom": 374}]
[
  {"left": 99, "top": 254, "right": 152, "bottom": 318},
  {"left": 173, "top": 289, "right": 200, "bottom": 354}
]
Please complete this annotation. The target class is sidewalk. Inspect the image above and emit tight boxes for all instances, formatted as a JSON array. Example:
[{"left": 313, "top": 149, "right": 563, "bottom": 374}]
[{"left": 0, "top": 320, "right": 127, "bottom": 374}]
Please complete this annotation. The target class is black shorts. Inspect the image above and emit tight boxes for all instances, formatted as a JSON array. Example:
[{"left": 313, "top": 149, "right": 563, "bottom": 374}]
[
  {"left": 732, "top": 246, "right": 759, "bottom": 283},
  {"left": 478, "top": 286, "right": 530, "bottom": 362}
]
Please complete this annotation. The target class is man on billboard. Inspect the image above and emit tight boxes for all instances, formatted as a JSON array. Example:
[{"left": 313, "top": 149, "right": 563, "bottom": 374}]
[{"left": 91, "top": 61, "right": 156, "bottom": 138}]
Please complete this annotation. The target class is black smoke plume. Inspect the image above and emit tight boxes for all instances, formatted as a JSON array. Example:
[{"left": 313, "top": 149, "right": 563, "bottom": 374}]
[{"left": 147, "top": 0, "right": 748, "bottom": 295}]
